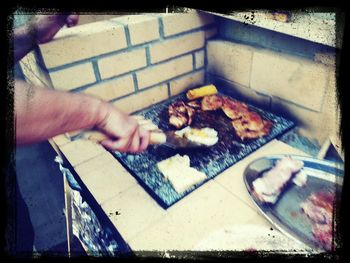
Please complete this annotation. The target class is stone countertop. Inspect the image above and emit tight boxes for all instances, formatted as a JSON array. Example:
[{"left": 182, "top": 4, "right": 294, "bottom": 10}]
[{"left": 52, "top": 133, "right": 317, "bottom": 253}]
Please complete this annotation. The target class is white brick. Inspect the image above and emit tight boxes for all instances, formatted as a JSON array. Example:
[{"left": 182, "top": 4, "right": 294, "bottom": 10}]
[
  {"left": 39, "top": 21, "right": 127, "bottom": 68},
  {"left": 169, "top": 70, "right": 205, "bottom": 96},
  {"left": 250, "top": 50, "right": 331, "bottom": 111},
  {"left": 161, "top": 12, "right": 215, "bottom": 37},
  {"left": 19, "top": 51, "right": 52, "bottom": 87},
  {"left": 136, "top": 55, "right": 193, "bottom": 89},
  {"left": 49, "top": 63, "right": 96, "bottom": 91},
  {"left": 321, "top": 67, "right": 340, "bottom": 141},
  {"left": 194, "top": 50, "right": 205, "bottom": 69},
  {"left": 98, "top": 48, "right": 147, "bottom": 79},
  {"left": 20, "top": 63, "right": 48, "bottom": 87},
  {"left": 205, "top": 27, "right": 218, "bottom": 39},
  {"left": 149, "top": 31, "right": 205, "bottom": 64},
  {"left": 207, "top": 40, "right": 254, "bottom": 87},
  {"left": 271, "top": 97, "right": 327, "bottom": 144},
  {"left": 314, "top": 52, "right": 336, "bottom": 67},
  {"left": 82, "top": 75, "right": 134, "bottom": 101},
  {"left": 112, "top": 84, "right": 168, "bottom": 114},
  {"left": 112, "top": 15, "right": 160, "bottom": 45}
]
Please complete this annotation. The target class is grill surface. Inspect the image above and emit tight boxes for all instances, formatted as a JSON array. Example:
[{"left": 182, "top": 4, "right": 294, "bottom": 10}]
[{"left": 113, "top": 91, "right": 294, "bottom": 208}]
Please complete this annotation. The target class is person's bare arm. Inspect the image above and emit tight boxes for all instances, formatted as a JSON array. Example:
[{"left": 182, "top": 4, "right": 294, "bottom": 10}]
[
  {"left": 13, "top": 14, "right": 79, "bottom": 64},
  {"left": 14, "top": 80, "right": 150, "bottom": 153}
]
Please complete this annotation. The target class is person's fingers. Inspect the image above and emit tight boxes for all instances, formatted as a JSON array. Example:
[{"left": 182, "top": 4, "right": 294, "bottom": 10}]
[
  {"left": 127, "top": 129, "right": 141, "bottom": 153},
  {"left": 66, "top": 14, "right": 79, "bottom": 27},
  {"left": 101, "top": 136, "right": 131, "bottom": 152},
  {"left": 138, "top": 127, "right": 150, "bottom": 152}
]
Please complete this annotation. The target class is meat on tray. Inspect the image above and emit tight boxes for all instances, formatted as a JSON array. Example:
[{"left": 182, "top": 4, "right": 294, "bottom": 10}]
[
  {"left": 252, "top": 156, "right": 304, "bottom": 204},
  {"left": 300, "top": 191, "right": 335, "bottom": 251}
]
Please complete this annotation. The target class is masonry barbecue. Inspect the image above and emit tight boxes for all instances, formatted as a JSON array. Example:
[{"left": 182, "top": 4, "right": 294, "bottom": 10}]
[{"left": 113, "top": 87, "right": 294, "bottom": 208}]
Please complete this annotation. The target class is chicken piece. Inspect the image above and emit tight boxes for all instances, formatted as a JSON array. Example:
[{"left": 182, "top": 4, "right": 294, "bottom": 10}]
[
  {"left": 233, "top": 127, "right": 266, "bottom": 140},
  {"left": 221, "top": 97, "right": 249, "bottom": 119},
  {"left": 169, "top": 114, "right": 187, "bottom": 129},
  {"left": 300, "top": 191, "right": 336, "bottom": 251},
  {"left": 301, "top": 191, "right": 334, "bottom": 224},
  {"left": 169, "top": 101, "right": 187, "bottom": 115},
  {"left": 186, "top": 100, "right": 201, "bottom": 109},
  {"left": 168, "top": 101, "right": 196, "bottom": 129},
  {"left": 312, "top": 223, "right": 333, "bottom": 251},
  {"left": 201, "top": 94, "right": 223, "bottom": 111},
  {"left": 186, "top": 105, "right": 195, "bottom": 125},
  {"left": 252, "top": 156, "right": 304, "bottom": 203},
  {"left": 232, "top": 118, "right": 272, "bottom": 140},
  {"left": 240, "top": 111, "right": 265, "bottom": 131}
]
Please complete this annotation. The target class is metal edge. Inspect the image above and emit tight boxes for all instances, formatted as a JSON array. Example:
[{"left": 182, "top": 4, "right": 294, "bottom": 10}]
[{"left": 242, "top": 154, "right": 343, "bottom": 252}]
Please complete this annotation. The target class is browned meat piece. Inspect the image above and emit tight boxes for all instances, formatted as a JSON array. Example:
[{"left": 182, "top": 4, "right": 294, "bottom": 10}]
[
  {"left": 201, "top": 94, "right": 223, "bottom": 111},
  {"left": 186, "top": 105, "right": 195, "bottom": 125},
  {"left": 168, "top": 101, "right": 197, "bottom": 129},
  {"left": 169, "top": 101, "right": 187, "bottom": 115},
  {"left": 169, "top": 114, "right": 188, "bottom": 129},
  {"left": 300, "top": 191, "right": 336, "bottom": 251},
  {"left": 221, "top": 97, "right": 249, "bottom": 119},
  {"left": 252, "top": 156, "right": 304, "bottom": 203},
  {"left": 232, "top": 117, "right": 272, "bottom": 140},
  {"left": 301, "top": 191, "right": 334, "bottom": 224},
  {"left": 312, "top": 223, "right": 333, "bottom": 251},
  {"left": 186, "top": 100, "right": 201, "bottom": 109},
  {"left": 240, "top": 111, "right": 264, "bottom": 131}
]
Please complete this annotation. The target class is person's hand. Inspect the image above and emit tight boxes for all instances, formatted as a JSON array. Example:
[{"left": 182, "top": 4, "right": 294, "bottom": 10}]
[
  {"left": 27, "top": 14, "right": 79, "bottom": 44},
  {"left": 96, "top": 105, "right": 150, "bottom": 153}
]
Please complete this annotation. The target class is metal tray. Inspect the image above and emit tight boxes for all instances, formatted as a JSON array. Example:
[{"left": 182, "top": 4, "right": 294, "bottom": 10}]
[
  {"left": 113, "top": 92, "right": 295, "bottom": 208},
  {"left": 243, "top": 154, "right": 344, "bottom": 251}
]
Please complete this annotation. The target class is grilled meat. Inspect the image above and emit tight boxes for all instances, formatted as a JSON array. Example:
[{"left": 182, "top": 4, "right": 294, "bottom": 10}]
[
  {"left": 240, "top": 111, "right": 265, "bottom": 131},
  {"left": 168, "top": 101, "right": 196, "bottom": 129},
  {"left": 186, "top": 100, "right": 201, "bottom": 109},
  {"left": 221, "top": 97, "right": 249, "bottom": 120},
  {"left": 300, "top": 191, "right": 335, "bottom": 251},
  {"left": 252, "top": 156, "right": 304, "bottom": 203},
  {"left": 232, "top": 118, "right": 272, "bottom": 140},
  {"left": 201, "top": 94, "right": 223, "bottom": 111},
  {"left": 220, "top": 97, "right": 272, "bottom": 140}
]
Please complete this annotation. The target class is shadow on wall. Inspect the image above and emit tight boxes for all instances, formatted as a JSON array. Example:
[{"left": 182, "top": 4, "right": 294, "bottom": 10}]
[{"left": 208, "top": 75, "right": 323, "bottom": 140}]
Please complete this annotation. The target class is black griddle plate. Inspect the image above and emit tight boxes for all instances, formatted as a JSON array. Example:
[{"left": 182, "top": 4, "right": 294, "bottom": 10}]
[{"left": 112, "top": 92, "right": 295, "bottom": 209}]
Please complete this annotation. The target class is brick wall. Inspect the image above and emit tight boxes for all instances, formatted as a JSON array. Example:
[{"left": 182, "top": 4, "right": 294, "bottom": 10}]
[
  {"left": 207, "top": 40, "right": 339, "bottom": 144},
  {"left": 20, "top": 12, "right": 217, "bottom": 114},
  {"left": 19, "top": 12, "right": 339, "bottom": 145}
]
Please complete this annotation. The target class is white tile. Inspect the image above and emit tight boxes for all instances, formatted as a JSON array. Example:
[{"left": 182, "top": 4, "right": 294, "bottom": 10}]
[
  {"left": 127, "top": 180, "right": 258, "bottom": 251},
  {"left": 74, "top": 152, "right": 138, "bottom": 205},
  {"left": 59, "top": 139, "right": 106, "bottom": 167},
  {"left": 101, "top": 184, "right": 167, "bottom": 242}
]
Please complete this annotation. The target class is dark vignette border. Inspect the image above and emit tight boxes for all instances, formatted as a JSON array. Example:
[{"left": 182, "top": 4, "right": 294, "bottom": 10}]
[{"left": 1, "top": 0, "right": 348, "bottom": 262}]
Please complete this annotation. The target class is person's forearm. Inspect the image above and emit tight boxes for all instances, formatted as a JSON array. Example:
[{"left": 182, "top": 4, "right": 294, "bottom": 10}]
[
  {"left": 15, "top": 80, "right": 111, "bottom": 145},
  {"left": 13, "top": 24, "right": 37, "bottom": 64}
]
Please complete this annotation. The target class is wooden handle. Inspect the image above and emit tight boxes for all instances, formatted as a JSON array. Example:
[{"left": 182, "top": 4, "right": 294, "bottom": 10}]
[
  {"left": 85, "top": 131, "right": 109, "bottom": 143},
  {"left": 72, "top": 116, "right": 166, "bottom": 145},
  {"left": 149, "top": 132, "right": 166, "bottom": 145}
]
